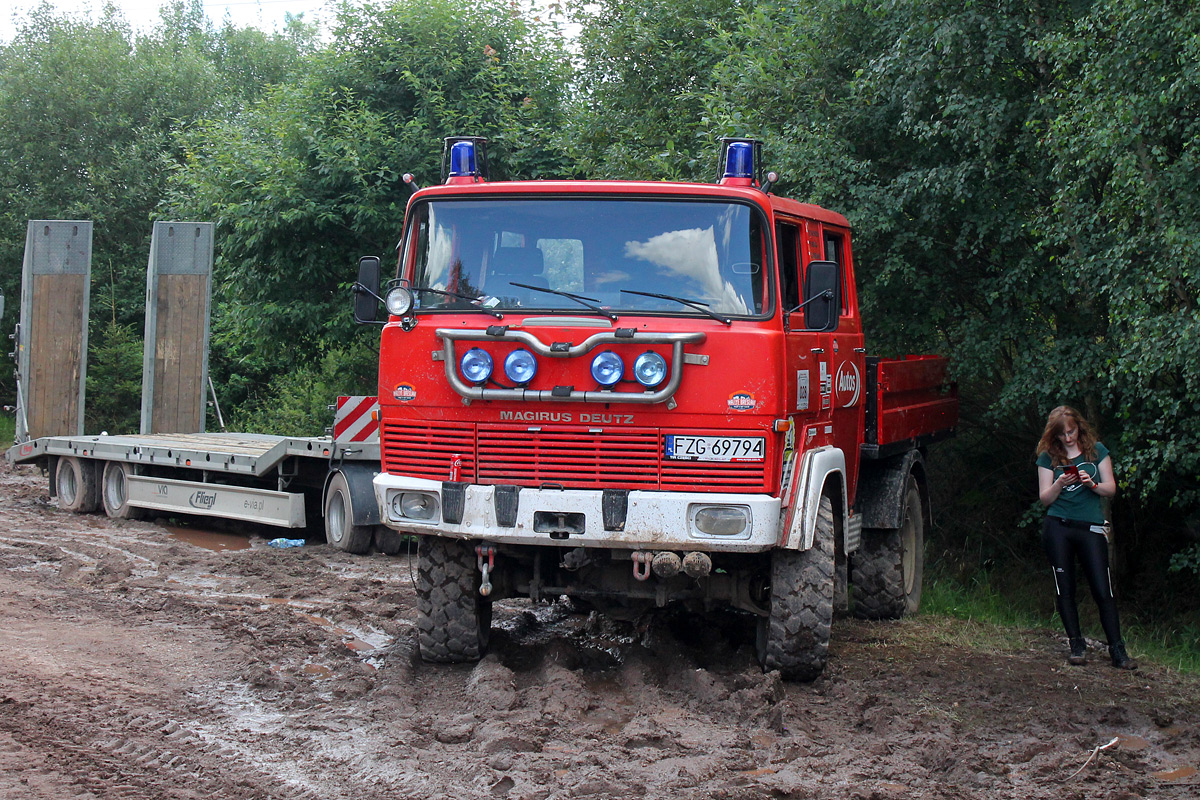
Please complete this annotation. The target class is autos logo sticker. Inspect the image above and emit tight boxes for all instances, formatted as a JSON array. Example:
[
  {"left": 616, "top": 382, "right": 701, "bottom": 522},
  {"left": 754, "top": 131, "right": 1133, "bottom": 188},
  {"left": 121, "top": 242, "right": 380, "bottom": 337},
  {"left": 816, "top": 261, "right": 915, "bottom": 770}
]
[
  {"left": 728, "top": 392, "right": 756, "bottom": 411},
  {"left": 835, "top": 361, "right": 861, "bottom": 407},
  {"left": 393, "top": 382, "right": 417, "bottom": 402}
]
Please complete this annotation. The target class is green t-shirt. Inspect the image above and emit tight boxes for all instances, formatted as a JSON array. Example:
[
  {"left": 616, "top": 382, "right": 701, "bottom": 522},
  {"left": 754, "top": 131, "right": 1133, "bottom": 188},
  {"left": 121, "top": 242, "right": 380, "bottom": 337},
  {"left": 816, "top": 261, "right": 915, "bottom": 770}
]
[{"left": 1036, "top": 441, "right": 1110, "bottom": 524}]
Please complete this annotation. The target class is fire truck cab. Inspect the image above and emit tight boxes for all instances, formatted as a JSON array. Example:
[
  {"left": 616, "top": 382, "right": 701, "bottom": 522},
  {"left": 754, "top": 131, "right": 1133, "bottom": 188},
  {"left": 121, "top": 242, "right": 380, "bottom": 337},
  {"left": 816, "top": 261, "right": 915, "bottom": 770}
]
[{"left": 355, "top": 137, "right": 956, "bottom": 680}]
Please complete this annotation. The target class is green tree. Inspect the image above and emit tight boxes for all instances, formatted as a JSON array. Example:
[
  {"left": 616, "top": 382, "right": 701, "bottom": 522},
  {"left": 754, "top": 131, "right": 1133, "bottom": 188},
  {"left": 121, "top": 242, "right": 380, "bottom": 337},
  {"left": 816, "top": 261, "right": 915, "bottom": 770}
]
[
  {"left": 1040, "top": 0, "right": 1200, "bottom": 513},
  {"left": 0, "top": 1, "right": 316, "bottom": 433},
  {"left": 567, "top": 0, "right": 745, "bottom": 180},
  {"left": 166, "top": 0, "right": 573, "bottom": 419}
]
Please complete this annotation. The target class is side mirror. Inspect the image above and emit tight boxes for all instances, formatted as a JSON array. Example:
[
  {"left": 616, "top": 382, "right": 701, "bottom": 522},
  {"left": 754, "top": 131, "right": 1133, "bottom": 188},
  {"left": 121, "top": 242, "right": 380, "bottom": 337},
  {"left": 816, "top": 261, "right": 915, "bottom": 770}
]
[
  {"left": 353, "top": 256, "right": 382, "bottom": 323},
  {"left": 798, "top": 259, "right": 840, "bottom": 332}
]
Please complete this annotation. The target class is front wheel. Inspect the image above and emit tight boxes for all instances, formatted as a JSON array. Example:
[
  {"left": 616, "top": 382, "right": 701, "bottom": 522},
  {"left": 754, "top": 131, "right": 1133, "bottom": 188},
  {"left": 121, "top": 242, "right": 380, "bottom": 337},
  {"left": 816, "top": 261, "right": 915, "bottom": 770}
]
[
  {"left": 852, "top": 477, "right": 924, "bottom": 620},
  {"left": 756, "top": 494, "right": 835, "bottom": 681},
  {"left": 416, "top": 536, "right": 491, "bottom": 663}
]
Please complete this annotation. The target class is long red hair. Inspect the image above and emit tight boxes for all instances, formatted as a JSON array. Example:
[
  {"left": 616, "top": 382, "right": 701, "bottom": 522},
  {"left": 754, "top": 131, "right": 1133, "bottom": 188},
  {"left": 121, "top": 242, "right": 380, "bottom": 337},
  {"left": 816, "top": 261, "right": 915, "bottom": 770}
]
[{"left": 1035, "top": 405, "right": 1098, "bottom": 466}]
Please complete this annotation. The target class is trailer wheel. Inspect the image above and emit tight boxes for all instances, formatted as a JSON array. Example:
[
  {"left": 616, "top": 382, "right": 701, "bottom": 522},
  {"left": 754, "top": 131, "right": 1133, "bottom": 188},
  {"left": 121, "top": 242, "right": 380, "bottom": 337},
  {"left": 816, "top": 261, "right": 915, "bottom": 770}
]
[
  {"left": 323, "top": 472, "right": 373, "bottom": 554},
  {"left": 55, "top": 456, "right": 99, "bottom": 513},
  {"left": 852, "top": 477, "right": 924, "bottom": 620},
  {"left": 416, "top": 535, "right": 491, "bottom": 663},
  {"left": 101, "top": 461, "right": 144, "bottom": 520},
  {"left": 756, "top": 493, "right": 835, "bottom": 681}
]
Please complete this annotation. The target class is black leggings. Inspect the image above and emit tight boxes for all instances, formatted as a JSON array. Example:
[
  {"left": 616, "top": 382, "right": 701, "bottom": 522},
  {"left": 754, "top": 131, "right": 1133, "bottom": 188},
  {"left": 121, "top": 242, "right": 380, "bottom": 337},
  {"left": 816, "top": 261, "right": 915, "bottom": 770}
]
[{"left": 1042, "top": 517, "right": 1124, "bottom": 645}]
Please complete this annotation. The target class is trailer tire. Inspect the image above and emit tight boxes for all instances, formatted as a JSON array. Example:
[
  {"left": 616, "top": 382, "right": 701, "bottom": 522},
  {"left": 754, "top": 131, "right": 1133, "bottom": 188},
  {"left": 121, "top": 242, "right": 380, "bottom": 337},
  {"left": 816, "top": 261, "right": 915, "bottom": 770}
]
[
  {"left": 852, "top": 477, "right": 924, "bottom": 620},
  {"left": 416, "top": 535, "right": 491, "bottom": 663},
  {"left": 101, "top": 461, "right": 144, "bottom": 520},
  {"left": 323, "top": 472, "right": 373, "bottom": 554},
  {"left": 373, "top": 526, "right": 403, "bottom": 555},
  {"left": 756, "top": 493, "right": 835, "bottom": 681},
  {"left": 56, "top": 456, "right": 99, "bottom": 513}
]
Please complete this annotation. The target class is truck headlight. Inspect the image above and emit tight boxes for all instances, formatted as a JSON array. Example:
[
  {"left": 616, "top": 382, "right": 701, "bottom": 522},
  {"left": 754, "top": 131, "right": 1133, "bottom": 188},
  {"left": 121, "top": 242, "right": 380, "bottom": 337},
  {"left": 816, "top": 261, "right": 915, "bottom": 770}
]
[
  {"left": 504, "top": 349, "right": 538, "bottom": 385},
  {"left": 590, "top": 350, "right": 624, "bottom": 387},
  {"left": 633, "top": 351, "right": 667, "bottom": 387},
  {"left": 392, "top": 492, "right": 439, "bottom": 521},
  {"left": 385, "top": 286, "right": 413, "bottom": 316},
  {"left": 693, "top": 506, "right": 750, "bottom": 536},
  {"left": 460, "top": 347, "right": 493, "bottom": 384}
]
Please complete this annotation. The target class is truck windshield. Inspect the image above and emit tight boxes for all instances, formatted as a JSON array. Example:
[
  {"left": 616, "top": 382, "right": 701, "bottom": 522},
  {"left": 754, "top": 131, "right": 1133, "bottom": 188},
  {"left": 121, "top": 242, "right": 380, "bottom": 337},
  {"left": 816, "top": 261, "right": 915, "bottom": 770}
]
[{"left": 406, "top": 198, "right": 769, "bottom": 317}]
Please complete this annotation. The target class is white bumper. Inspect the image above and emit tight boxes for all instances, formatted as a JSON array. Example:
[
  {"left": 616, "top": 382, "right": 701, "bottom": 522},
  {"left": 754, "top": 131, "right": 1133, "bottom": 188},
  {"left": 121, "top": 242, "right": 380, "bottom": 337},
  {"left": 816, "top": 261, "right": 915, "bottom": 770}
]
[{"left": 374, "top": 474, "right": 781, "bottom": 553}]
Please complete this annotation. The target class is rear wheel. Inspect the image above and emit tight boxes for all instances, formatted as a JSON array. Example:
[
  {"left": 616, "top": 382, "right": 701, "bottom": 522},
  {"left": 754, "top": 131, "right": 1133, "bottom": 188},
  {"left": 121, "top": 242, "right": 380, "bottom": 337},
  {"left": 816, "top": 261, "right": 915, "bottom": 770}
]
[
  {"left": 852, "top": 477, "right": 924, "bottom": 620},
  {"left": 101, "top": 461, "right": 144, "bottom": 519},
  {"left": 56, "top": 456, "right": 99, "bottom": 513},
  {"left": 756, "top": 493, "right": 836, "bottom": 681},
  {"left": 416, "top": 536, "right": 491, "bottom": 663},
  {"left": 323, "top": 472, "right": 373, "bottom": 554}
]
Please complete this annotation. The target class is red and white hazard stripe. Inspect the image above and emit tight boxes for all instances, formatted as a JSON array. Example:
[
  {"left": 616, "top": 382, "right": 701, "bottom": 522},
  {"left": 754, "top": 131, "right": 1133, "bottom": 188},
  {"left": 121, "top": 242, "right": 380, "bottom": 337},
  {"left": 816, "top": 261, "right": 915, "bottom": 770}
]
[{"left": 333, "top": 396, "right": 379, "bottom": 443}]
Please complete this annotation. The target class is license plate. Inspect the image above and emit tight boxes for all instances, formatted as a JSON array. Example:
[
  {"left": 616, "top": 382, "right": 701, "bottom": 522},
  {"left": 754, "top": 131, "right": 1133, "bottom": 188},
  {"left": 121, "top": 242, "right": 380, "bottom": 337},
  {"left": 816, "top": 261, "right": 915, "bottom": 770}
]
[{"left": 665, "top": 435, "right": 765, "bottom": 462}]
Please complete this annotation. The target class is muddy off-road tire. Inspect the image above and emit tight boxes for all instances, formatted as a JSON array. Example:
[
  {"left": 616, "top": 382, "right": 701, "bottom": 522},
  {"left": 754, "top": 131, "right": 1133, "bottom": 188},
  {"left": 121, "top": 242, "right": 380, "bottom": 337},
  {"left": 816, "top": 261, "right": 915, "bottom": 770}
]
[
  {"left": 323, "top": 472, "right": 373, "bottom": 554},
  {"left": 852, "top": 477, "right": 924, "bottom": 620},
  {"left": 757, "top": 494, "right": 835, "bottom": 681},
  {"left": 416, "top": 536, "right": 492, "bottom": 663},
  {"left": 101, "top": 461, "right": 145, "bottom": 520},
  {"left": 56, "top": 456, "right": 99, "bottom": 513}
]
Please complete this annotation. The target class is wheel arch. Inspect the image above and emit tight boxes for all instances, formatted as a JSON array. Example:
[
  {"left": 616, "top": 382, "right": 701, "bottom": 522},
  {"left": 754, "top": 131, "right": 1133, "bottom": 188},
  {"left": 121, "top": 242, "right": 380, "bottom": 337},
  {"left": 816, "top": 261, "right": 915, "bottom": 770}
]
[
  {"left": 857, "top": 448, "right": 929, "bottom": 531},
  {"left": 782, "top": 446, "right": 847, "bottom": 551}
]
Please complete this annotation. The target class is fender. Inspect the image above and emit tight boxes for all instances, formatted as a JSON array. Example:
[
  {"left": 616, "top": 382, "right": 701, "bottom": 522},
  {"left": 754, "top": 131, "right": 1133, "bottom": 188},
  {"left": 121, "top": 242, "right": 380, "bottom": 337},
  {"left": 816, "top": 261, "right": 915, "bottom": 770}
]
[
  {"left": 857, "top": 449, "right": 925, "bottom": 529},
  {"left": 323, "top": 462, "right": 383, "bottom": 526},
  {"left": 781, "top": 445, "right": 847, "bottom": 551}
]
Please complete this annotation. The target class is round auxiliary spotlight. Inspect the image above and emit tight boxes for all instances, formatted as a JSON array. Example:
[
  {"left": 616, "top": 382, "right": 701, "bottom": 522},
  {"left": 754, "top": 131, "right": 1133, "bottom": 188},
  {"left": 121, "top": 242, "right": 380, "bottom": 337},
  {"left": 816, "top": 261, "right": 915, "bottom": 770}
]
[
  {"left": 504, "top": 349, "right": 538, "bottom": 385},
  {"left": 385, "top": 286, "right": 413, "bottom": 317},
  {"left": 460, "top": 347, "right": 493, "bottom": 384},
  {"left": 633, "top": 351, "right": 668, "bottom": 387},
  {"left": 590, "top": 351, "right": 624, "bottom": 387}
]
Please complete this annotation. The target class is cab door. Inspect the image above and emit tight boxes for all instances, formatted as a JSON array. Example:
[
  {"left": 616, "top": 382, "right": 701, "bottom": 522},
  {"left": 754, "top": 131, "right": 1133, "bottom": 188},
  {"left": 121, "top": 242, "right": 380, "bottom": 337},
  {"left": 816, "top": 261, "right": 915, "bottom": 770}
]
[
  {"left": 777, "top": 218, "right": 824, "bottom": 426},
  {"left": 821, "top": 227, "right": 866, "bottom": 505}
]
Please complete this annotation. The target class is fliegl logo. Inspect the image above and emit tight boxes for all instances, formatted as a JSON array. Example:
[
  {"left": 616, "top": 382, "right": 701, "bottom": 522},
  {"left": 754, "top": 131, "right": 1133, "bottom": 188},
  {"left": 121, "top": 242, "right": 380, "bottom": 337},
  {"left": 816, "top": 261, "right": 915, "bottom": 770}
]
[
  {"left": 189, "top": 490, "right": 218, "bottom": 510},
  {"left": 728, "top": 391, "right": 757, "bottom": 412},
  {"left": 835, "top": 361, "right": 861, "bottom": 408}
]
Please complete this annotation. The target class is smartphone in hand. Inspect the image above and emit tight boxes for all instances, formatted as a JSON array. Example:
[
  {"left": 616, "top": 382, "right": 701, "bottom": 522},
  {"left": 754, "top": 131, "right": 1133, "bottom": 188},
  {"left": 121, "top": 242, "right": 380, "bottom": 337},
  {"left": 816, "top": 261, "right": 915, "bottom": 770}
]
[{"left": 1062, "top": 465, "right": 1080, "bottom": 479}]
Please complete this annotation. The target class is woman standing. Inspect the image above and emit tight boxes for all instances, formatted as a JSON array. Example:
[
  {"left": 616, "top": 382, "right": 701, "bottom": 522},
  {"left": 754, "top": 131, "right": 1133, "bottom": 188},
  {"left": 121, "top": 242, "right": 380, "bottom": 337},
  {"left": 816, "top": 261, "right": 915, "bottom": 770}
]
[{"left": 1036, "top": 406, "right": 1136, "bottom": 669}]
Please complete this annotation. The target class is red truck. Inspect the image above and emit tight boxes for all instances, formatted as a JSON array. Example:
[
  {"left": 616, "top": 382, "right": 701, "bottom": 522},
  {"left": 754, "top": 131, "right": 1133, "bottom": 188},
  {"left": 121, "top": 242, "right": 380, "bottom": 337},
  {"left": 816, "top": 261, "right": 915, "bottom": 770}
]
[{"left": 354, "top": 137, "right": 957, "bottom": 679}]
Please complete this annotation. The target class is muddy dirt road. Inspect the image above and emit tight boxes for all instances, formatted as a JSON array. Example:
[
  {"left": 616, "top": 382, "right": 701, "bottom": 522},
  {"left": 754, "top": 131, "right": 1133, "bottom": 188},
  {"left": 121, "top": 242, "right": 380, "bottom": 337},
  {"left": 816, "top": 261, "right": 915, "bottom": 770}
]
[{"left": 0, "top": 461, "right": 1197, "bottom": 799}]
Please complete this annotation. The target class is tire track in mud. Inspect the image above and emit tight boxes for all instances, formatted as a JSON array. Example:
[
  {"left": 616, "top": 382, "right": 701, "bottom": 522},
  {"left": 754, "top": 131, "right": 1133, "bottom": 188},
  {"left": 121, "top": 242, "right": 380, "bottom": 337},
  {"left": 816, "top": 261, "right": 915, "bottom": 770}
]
[
  {"left": 3, "top": 462, "right": 1200, "bottom": 800},
  {"left": 0, "top": 678, "right": 327, "bottom": 800}
]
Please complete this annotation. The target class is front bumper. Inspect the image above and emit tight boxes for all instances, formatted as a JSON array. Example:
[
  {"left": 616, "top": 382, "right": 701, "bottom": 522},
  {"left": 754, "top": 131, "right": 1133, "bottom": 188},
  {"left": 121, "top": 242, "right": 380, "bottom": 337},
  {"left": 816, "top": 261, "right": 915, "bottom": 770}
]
[{"left": 374, "top": 473, "right": 781, "bottom": 553}]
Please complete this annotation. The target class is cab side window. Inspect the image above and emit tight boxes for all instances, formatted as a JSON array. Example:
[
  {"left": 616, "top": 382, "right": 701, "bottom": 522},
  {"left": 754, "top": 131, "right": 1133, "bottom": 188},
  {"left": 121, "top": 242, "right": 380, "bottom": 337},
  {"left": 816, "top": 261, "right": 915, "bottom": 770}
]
[
  {"left": 823, "top": 232, "right": 848, "bottom": 315},
  {"left": 777, "top": 222, "right": 801, "bottom": 312}
]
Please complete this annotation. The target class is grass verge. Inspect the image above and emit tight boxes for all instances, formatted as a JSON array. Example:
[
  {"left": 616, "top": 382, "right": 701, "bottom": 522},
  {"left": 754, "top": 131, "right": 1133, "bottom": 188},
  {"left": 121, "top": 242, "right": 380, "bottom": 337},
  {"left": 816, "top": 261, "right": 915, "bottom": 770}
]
[{"left": 921, "top": 570, "right": 1200, "bottom": 675}]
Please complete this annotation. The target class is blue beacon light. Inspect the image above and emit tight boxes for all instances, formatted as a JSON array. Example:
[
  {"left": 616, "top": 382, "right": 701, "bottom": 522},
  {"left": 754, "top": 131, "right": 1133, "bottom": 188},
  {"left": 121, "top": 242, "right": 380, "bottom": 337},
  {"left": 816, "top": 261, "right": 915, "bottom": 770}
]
[
  {"left": 448, "top": 140, "right": 477, "bottom": 177},
  {"left": 723, "top": 141, "right": 754, "bottom": 179}
]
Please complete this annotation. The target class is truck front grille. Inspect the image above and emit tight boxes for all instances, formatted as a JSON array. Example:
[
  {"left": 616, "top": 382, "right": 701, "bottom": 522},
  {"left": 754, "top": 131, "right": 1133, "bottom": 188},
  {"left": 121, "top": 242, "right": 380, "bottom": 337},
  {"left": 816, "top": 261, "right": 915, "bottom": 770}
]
[{"left": 382, "top": 421, "right": 767, "bottom": 492}]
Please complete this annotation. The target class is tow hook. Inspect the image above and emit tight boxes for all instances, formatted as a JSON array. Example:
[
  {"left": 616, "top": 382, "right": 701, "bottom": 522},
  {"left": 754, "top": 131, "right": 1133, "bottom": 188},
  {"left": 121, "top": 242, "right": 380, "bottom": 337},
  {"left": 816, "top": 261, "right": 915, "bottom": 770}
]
[
  {"left": 631, "top": 551, "right": 652, "bottom": 582},
  {"left": 476, "top": 544, "right": 496, "bottom": 597}
]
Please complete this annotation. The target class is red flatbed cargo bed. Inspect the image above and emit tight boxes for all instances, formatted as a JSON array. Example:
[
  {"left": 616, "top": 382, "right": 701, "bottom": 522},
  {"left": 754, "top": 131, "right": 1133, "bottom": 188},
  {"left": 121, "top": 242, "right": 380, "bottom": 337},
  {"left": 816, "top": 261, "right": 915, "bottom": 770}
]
[{"left": 862, "top": 355, "right": 958, "bottom": 459}]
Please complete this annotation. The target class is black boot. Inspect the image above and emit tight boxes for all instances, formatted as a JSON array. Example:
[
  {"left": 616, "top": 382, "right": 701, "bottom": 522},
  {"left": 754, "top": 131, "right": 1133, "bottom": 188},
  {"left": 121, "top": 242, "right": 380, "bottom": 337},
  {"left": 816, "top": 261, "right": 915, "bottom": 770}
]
[
  {"left": 1068, "top": 638, "right": 1088, "bottom": 666},
  {"left": 1109, "top": 641, "right": 1138, "bottom": 670}
]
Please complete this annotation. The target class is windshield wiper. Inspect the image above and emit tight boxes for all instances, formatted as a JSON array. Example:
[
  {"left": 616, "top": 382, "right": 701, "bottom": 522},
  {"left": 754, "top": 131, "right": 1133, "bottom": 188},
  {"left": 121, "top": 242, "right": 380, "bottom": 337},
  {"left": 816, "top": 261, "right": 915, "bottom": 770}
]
[
  {"left": 619, "top": 289, "right": 732, "bottom": 326},
  {"left": 509, "top": 282, "right": 619, "bottom": 321},
  {"left": 412, "top": 286, "right": 504, "bottom": 319}
]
